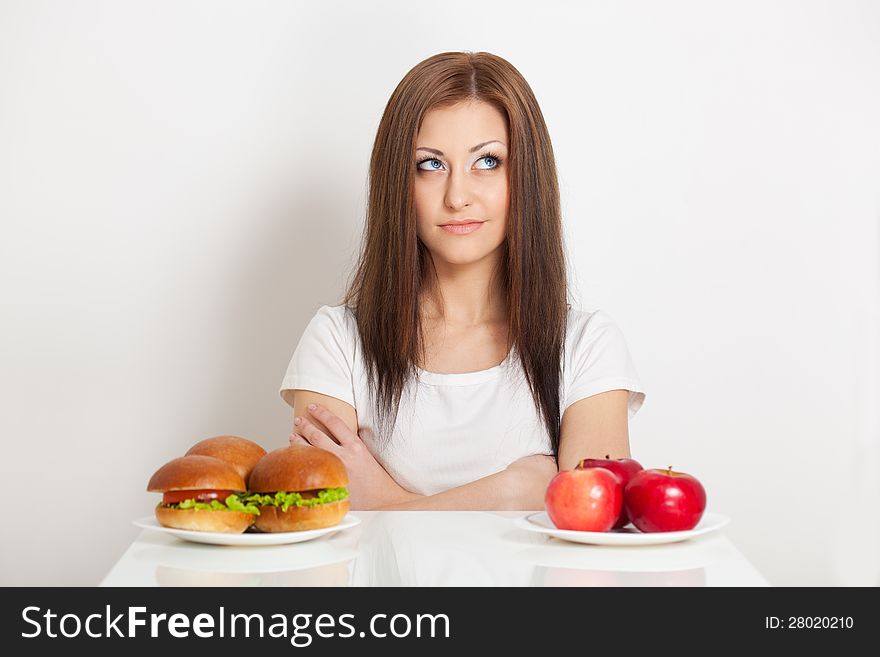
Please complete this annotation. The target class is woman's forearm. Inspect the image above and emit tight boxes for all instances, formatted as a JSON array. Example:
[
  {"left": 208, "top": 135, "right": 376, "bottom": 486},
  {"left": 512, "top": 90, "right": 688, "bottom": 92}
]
[{"left": 374, "top": 456, "right": 557, "bottom": 511}]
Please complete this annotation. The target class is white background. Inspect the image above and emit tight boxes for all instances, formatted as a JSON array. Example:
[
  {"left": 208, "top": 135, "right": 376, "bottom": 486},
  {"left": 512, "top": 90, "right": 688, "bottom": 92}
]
[{"left": 1, "top": 0, "right": 878, "bottom": 586}]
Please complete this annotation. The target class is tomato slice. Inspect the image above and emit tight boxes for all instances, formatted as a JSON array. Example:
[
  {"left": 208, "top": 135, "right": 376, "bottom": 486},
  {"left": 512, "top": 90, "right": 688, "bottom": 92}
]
[{"left": 162, "top": 489, "right": 238, "bottom": 505}]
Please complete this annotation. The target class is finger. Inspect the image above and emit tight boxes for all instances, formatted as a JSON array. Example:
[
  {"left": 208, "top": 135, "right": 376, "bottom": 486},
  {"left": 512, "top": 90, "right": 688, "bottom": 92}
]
[
  {"left": 288, "top": 432, "right": 308, "bottom": 446},
  {"left": 306, "top": 403, "right": 358, "bottom": 446},
  {"left": 296, "top": 416, "right": 342, "bottom": 454}
]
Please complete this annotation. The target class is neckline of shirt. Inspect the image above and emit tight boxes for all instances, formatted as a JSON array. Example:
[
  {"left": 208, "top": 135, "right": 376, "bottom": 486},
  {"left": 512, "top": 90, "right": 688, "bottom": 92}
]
[{"left": 415, "top": 347, "right": 515, "bottom": 386}]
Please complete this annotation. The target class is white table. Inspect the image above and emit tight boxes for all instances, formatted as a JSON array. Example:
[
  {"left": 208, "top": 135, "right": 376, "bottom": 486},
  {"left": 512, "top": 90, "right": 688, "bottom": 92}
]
[{"left": 101, "top": 511, "right": 768, "bottom": 586}]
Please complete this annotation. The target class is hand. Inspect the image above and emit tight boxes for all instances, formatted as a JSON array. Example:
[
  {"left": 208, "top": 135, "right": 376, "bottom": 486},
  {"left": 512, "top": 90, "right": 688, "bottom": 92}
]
[
  {"left": 505, "top": 454, "right": 559, "bottom": 508},
  {"left": 506, "top": 453, "right": 558, "bottom": 478},
  {"left": 289, "top": 403, "right": 415, "bottom": 510}
]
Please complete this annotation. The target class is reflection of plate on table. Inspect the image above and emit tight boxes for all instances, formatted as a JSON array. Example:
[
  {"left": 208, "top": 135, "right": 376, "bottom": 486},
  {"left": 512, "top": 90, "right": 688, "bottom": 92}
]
[
  {"left": 512, "top": 534, "right": 728, "bottom": 575},
  {"left": 149, "top": 549, "right": 357, "bottom": 586},
  {"left": 515, "top": 512, "right": 730, "bottom": 546},
  {"left": 131, "top": 533, "right": 359, "bottom": 576},
  {"left": 132, "top": 513, "right": 360, "bottom": 546}
]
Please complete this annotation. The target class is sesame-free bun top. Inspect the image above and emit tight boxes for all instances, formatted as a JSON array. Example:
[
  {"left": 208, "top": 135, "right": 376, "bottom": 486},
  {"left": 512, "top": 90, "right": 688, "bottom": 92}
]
[
  {"left": 147, "top": 455, "right": 246, "bottom": 493},
  {"left": 248, "top": 445, "right": 349, "bottom": 493},
  {"left": 185, "top": 435, "right": 267, "bottom": 482}
]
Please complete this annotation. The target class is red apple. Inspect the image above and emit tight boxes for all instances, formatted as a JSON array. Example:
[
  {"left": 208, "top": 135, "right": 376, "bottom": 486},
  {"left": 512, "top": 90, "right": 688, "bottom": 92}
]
[
  {"left": 576, "top": 455, "right": 644, "bottom": 528},
  {"left": 624, "top": 467, "right": 706, "bottom": 532},
  {"left": 544, "top": 467, "right": 623, "bottom": 532}
]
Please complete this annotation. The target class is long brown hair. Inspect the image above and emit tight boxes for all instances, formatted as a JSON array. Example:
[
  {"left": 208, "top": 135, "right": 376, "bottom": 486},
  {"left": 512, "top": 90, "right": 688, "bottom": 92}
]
[{"left": 341, "top": 51, "right": 570, "bottom": 457}]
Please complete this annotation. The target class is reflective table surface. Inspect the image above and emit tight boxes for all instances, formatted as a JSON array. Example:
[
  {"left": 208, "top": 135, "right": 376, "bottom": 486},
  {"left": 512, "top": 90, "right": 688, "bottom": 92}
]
[{"left": 101, "top": 511, "right": 768, "bottom": 586}]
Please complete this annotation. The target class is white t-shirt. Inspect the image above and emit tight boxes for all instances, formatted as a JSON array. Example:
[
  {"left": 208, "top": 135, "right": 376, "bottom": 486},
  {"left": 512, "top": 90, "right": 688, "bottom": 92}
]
[{"left": 279, "top": 304, "right": 646, "bottom": 496}]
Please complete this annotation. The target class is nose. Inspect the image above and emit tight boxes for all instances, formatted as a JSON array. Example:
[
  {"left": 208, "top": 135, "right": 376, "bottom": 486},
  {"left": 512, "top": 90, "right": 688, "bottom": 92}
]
[{"left": 443, "top": 168, "right": 473, "bottom": 211}]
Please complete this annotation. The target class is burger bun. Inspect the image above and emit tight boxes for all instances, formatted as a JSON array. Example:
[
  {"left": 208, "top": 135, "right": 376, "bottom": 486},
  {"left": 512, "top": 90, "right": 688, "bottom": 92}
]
[
  {"left": 185, "top": 435, "right": 267, "bottom": 484},
  {"left": 147, "top": 455, "right": 246, "bottom": 493},
  {"left": 254, "top": 499, "right": 350, "bottom": 533},
  {"left": 248, "top": 445, "right": 349, "bottom": 493},
  {"left": 154, "top": 506, "right": 255, "bottom": 533}
]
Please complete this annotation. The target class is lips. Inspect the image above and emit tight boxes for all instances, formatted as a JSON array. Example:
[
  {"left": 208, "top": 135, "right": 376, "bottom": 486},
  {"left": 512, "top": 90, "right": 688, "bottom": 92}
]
[
  {"left": 439, "top": 221, "right": 485, "bottom": 235},
  {"left": 439, "top": 219, "right": 485, "bottom": 227}
]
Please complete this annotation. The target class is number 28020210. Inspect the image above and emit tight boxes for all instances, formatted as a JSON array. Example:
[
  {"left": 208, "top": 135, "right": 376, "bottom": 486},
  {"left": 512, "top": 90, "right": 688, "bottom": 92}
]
[{"left": 765, "top": 616, "right": 854, "bottom": 629}]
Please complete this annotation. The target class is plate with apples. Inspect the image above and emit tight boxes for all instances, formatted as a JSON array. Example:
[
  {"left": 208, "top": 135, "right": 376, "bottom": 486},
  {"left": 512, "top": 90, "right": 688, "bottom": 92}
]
[{"left": 516, "top": 457, "right": 730, "bottom": 546}]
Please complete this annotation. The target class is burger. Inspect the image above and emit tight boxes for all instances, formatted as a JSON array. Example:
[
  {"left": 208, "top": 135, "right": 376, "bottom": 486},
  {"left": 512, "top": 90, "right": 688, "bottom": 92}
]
[
  {"left": 185, "top": 435, "right": 267, "bottom": 484},
  {"left": 245, "top": 445, "right": 350, "bottom": 532},
  {"left": 147, "top": 455, "right": 260, "bottom": 533}
]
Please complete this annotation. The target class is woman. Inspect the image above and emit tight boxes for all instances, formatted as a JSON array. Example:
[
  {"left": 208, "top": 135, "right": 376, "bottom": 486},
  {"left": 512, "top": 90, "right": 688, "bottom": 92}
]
[{"left": 280, "top": 51, "right": 646, "bottom": 511}]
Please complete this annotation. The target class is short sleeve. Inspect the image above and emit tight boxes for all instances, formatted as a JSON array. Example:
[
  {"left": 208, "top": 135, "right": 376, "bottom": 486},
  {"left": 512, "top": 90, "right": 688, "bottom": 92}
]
[
  {"left": 562, "top": 309, "right": 647, "bottom": 419},
  {"left": 278, "top": 305, "right": 356, "bottom": 408}
]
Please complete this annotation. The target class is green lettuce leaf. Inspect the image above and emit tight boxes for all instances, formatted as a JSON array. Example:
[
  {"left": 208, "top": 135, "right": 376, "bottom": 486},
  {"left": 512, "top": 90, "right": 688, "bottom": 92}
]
[
  {"left": 243, "top": 487, "right": 349, "bottom": 512},
  {"left": 162, "top": 494, "right": 261, "bottom": 515}
]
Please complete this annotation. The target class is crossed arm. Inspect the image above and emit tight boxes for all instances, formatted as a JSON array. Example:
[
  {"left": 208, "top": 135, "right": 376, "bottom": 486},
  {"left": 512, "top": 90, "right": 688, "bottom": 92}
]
[{"left": 283, "top": 388, "right": 632, "bottom": 511}]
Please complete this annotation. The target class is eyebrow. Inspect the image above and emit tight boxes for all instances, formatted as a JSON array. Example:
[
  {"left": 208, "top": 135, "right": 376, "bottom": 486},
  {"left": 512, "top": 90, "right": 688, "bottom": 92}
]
[{"left": 415, "top": 140, "right": 506, "bottom": 156}]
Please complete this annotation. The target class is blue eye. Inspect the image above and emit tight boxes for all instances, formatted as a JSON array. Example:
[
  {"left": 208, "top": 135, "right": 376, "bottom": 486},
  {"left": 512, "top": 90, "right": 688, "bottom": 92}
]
[
  {"left": 475, "top": 155, "right": 500, "bottom": 170},
  {"left": 417, "top": 158, "right": 444, "bottom": 171},
  {"left": 415, "top": 152, "right": 504, "bottom": 172}
]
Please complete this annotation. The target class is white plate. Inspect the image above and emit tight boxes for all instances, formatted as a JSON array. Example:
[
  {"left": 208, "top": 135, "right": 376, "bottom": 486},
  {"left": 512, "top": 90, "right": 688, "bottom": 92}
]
[
  {"left": 515, "top": 511, "right": 730, "bottom": 546},
  {"left": 133, "top": 514, "right": 361, "bottom": 546}
]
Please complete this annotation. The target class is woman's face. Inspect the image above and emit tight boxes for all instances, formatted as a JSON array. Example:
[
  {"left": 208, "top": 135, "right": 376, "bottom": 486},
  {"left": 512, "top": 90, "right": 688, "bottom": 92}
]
[{"left": 413, "top": 100, "right": 509, "bottom": 267}]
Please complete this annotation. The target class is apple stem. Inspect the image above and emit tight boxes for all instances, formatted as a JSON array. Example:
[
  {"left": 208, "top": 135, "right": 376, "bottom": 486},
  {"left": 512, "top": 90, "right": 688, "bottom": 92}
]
[
  {"left": 667, "top": 466, "right": 673, "bottom": 475},
  {"left": 605, "top": 454, "right": 610, "bottom": 459}
]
